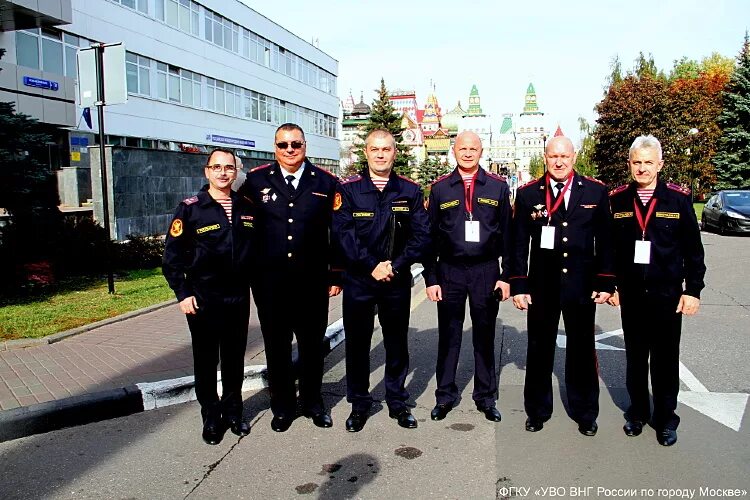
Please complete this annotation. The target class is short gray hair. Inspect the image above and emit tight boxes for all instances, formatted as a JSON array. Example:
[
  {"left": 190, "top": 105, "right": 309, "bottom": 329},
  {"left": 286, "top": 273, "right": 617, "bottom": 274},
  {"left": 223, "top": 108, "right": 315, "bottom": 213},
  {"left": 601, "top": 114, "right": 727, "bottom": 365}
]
[{"left": 629, "top": 135, "right": 662, "bottom": 160}]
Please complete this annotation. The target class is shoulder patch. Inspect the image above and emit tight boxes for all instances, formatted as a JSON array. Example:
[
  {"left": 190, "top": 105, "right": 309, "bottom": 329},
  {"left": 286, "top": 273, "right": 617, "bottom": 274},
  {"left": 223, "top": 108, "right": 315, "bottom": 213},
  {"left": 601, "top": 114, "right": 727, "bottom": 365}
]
[
  {"left": 585, "top": 176, "right": 605, "bottom": 186},
  {"left": 609, "top": 184, "right": 629, "bottom": 197},
  {"left": 182, "top": 196, "right": 199, "bottom": 205},
  {"left": 430, "top": 173, "right": 452, "bottom": 187},
  {"left": 518, "top": 178, "right": 540, "bottom": 190},
  {"left": 249, "top": 163, "right": 272, "bottom": 173},
  {"left": 397, "top": 174, "right": 420, "bottom": 186},
  {"left": 667, "top": 183, "right": 691, "bottom": 196},
  {"left": 341, "top": 174, "right": 363, "bottom": 185}
]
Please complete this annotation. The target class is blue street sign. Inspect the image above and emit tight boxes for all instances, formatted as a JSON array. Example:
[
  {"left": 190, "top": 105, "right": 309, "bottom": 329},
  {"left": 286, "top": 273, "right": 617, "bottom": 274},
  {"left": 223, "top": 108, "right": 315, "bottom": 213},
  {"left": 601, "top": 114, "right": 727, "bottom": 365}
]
[
  {"left": 207, "top": 134, "right": 255, "bottom": 147},
  {"left": 23, "top": 76, "right": 59, "bottom": 91}
]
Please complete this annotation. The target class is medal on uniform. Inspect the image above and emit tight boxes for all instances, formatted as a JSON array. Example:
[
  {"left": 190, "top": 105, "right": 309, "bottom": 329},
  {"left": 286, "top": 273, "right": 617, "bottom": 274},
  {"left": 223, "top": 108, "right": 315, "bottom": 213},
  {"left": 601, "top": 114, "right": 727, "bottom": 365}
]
[
  {"left": 540, "top": 225, "right": 555, "bottom": 249},
  {"left": 633, "top": 197, "right": 657, "bottom": 264}
]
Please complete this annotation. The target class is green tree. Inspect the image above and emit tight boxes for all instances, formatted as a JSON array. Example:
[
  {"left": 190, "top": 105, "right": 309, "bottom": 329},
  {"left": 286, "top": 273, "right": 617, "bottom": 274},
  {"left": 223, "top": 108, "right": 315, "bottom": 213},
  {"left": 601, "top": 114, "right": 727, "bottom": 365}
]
[
  {"left": 713, "top": 33, "right": 750, "bottom": 189},
  {"left": 528, "top": 154, "right": 545, "bottom": 179},
  {"left": 574, "top": 117, "right": 598, "bottom": 177},
  {"left": 416, "top": 156, "right": 450, "bottom": 187},
  {"left": 353, "top": 78, "right": 413, "bottom": 177},
  {"left": 0, "top": 49, "right": 58, "bottom": 257},
  {"left": 670, "top": 56, "right": 701, "bottom": 81}
]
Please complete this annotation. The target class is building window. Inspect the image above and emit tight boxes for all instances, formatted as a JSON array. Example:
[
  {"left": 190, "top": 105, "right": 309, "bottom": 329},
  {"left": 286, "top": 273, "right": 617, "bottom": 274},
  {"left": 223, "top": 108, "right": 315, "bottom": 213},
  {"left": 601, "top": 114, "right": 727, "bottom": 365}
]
[
  {"left": 204, "top": 9, "right": 239, "bottom": 52},
  {"left": 113, "top": 0, "right": 148, "bottom": 14},
  {"left": 16, "top": 30, "right": 40, "bottom": 69},
  {"left": 156, "top": 0, "right": 199, "bottom": 35},
  {"left": 126, "top": 52, "right": 151, "bottom": 96}
]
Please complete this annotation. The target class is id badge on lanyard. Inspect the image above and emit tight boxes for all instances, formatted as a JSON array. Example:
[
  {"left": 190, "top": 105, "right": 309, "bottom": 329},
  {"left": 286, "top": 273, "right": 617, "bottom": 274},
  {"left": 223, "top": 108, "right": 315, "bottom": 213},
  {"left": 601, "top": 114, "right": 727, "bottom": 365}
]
[
  {"left": 464, "top": 175, "right": 480, "bottom": 242},
  {"left": 540, "top": 225, "right": 555, "bottom": 249},
  {"left": 633, "top": 197, "right": 656, "bottom": 264},
  {"left": 634, "top": 240, "right": 651, "bottom": 264}
]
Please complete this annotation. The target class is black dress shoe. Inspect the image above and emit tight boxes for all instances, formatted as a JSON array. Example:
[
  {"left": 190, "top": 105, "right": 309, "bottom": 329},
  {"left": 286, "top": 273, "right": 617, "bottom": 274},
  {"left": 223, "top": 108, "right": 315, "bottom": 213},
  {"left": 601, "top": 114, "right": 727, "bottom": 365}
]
[
  {"left": 578, "top": 421, "right": 598, "bottom": 436},
  {"left": 345, "top": 411, "right": 368, "bottom": 432},
  {"left": 389, "top": 409, "right": 418, "bottom": 429},
  {"left": 478, "top": 405, "right": 502, "bottom": 422},
  {"left": 525, "top": 418, "right": 544, "bottom": 432},
  {"left": 304, "top": 411, "right": 333, "bottom": 428},
  {"left": 657, "top": 429, "right": 678, "bottom": 446},
  {"left": 224, "top": 417, "right": 250, "bottom": 437},
  {"left": 623, "top": 420, "right": 643, "bottom": 437},
  {"left": 202, "top": 418, "right": 227, "bottom": 445},
  {"left": 270, "top": 415, "right": 294, "bottom": 433},
  {"left": 430, "top": 403, "right": 453, "bottom": 421}
]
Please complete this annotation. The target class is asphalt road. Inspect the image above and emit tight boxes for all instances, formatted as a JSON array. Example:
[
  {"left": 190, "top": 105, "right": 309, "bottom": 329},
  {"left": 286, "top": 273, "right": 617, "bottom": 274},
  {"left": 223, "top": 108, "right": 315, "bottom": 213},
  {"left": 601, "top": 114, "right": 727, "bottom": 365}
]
[{"left": 0, "top": 232, "right": 747, "bottom": 500}]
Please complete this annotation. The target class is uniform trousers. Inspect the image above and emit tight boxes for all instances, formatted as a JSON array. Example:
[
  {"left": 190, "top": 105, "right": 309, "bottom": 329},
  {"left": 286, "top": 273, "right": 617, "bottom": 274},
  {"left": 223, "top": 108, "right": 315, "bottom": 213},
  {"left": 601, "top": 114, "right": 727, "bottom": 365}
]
[
  {"left": 434, "top": 259, "right": 500, "bottom": 408},
  {"left": 253, "top": 269, "right": 329, "bottom": 418},
  {"left": 524, "top": 298, "right": 599, "bottom": 424},
  {"left": 186, "top": 299, "right": 250, "bottom": 422},
  {"left": 343, "top": 274, "right": 412, "bottom": 413},
  {"left": 620, "top": 290, "right": 682, "bottom": 431}
]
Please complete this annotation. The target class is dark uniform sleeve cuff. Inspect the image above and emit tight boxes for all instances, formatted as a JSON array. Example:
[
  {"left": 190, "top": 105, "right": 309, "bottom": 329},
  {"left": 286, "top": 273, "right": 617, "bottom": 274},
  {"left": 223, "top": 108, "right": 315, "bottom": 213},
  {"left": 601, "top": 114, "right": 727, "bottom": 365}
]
[
  {"left": 683, "top": 288, "right": 702, "bottom": 300},
  {"left": 509, "top": 276, "right": 528, "bottom": 296},
  {"left": 595, "top": 274, "right": 616, "bottom": 294},
  {"left": 328, "top": 269, "right": 344, "bottom": 287}
]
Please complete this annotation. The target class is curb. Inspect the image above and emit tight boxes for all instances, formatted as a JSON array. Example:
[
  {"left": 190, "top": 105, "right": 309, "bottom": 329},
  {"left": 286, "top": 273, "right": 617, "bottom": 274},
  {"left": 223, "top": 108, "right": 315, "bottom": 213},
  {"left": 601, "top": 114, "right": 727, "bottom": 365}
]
[
  {"left": 0, "top": 299, "right": 177, "bottom": 351},
  {"left": 0, "top": 267, "right": 423, "bottom": 442}
]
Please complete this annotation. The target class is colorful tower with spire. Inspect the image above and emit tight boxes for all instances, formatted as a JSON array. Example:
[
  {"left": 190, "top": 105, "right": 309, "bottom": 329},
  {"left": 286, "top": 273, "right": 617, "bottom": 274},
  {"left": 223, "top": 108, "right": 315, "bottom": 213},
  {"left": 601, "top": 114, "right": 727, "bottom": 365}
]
[
  {"left": 458, "top": 84, "right": 492, "bottom": 165},
  {"left": 516, "top": 82, "right": 546, "bottom": 170}
]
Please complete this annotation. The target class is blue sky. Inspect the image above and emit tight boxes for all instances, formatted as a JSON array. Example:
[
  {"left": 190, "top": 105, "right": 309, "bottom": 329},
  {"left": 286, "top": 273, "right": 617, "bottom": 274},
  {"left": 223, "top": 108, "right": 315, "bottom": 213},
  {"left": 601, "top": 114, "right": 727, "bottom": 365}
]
[{"left": 246, "top": 0, "right": 748, "bottom": 146}]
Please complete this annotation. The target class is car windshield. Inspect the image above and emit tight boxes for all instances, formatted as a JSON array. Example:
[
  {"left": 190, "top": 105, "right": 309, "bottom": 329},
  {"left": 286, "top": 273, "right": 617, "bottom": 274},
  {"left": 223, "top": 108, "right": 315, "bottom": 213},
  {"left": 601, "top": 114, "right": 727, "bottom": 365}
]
[{"left": 725, "top": 192, "right": 750, "bottom": 208}]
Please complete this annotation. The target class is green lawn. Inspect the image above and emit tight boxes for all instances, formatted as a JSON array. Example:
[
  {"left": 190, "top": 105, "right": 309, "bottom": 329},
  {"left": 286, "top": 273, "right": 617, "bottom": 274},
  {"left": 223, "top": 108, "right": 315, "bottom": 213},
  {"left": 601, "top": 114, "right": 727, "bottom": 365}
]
[
  {"left": 0, "top": 268, "right": 174, "bottom": 341},
  {"left": 694, "top": 202, "right": 706, "bottom": 219}
]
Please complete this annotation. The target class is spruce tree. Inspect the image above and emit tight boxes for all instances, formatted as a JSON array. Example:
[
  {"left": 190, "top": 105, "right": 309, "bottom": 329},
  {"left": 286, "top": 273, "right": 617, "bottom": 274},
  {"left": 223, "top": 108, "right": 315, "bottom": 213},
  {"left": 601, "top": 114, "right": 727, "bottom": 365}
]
[
  {"left": 0, "top": 48, "right": 59, "bottom": 269},
  {"left": 353, "top": 78, "right": 413, "bottom": 177},
  {"left": 713, "top": 33, "right": 750, "bottom": 190}
]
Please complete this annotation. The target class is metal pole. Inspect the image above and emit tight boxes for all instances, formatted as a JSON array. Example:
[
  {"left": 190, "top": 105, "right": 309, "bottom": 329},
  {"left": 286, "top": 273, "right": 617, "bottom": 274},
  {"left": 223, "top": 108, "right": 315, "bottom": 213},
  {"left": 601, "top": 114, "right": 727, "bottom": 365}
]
[{"left": 94, "top": 43, "right": 115, "bottom": 294}]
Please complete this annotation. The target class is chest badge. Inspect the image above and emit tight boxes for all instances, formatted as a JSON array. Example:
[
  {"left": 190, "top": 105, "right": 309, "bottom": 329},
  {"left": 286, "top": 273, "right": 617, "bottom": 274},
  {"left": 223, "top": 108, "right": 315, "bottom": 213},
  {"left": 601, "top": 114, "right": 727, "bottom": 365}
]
[{"left": 531, "top": 204, "right": 548, "bottom": 220}]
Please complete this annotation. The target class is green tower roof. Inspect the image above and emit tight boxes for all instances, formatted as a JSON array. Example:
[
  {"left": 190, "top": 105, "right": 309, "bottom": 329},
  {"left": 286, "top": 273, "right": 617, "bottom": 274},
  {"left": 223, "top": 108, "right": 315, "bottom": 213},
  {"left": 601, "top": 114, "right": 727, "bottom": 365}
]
[
  {"left": 466, "top": 84, "right": 484, "bottom": 116},
  {"left": 499, "top": 114, "right": 514, "bottom": 134},
  {"left": 521, "top": 82, "right": 542, "bottom": 115}
]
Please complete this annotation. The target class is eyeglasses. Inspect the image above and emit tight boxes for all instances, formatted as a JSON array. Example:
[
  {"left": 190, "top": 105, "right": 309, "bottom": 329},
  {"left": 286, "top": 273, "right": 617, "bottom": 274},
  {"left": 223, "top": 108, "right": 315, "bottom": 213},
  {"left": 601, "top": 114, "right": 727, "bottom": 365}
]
[
  {"left": 275, "top": 141, "right": 305, "bottom": 150},
  {"left": 206, "top": 164, "right": 237, "bottom": 173}
]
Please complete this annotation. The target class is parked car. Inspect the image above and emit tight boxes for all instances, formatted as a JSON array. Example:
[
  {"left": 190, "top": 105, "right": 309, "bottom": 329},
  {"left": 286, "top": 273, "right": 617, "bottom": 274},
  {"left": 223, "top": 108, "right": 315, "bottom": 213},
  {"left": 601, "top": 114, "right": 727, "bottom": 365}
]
[{"left": 702, "top": 190, "right": 750, "bottom": 235}]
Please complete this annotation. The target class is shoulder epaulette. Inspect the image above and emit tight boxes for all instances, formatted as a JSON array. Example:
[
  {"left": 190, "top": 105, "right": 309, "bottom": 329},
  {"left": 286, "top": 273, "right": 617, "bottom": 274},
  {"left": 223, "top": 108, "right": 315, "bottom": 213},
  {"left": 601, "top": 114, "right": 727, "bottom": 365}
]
[
  {"left": 518, "top": 178, "right": 541, "bottom": 190},
  {"left": 430, "top": 173, "right": 451, "bottom": 187},
  {"left": 316, "top": 166, "right": 338, "bottom": 179},
  {"left": 609, "top": 184, "right": 629, "bottom": 197},
  {"left": 249, "top": 163, "right": 272, "bottom": 173},
  {"left": 585, "top": 176, "right": 605, "bottom": 186},
  {"left": 666, "top": 183, "right": 691, "bottom": 195},
  {"left": 397, "top": 174, "right": 420, "bottom": 186},
  {"left": 182, "top": 195, "right": 199, "bottom": 205},
  {"left": 341, "top": 174, "right": 362, "bottom": 185},
  {"left": 485, "top": 171, "right": 507, "bottom": 183}
]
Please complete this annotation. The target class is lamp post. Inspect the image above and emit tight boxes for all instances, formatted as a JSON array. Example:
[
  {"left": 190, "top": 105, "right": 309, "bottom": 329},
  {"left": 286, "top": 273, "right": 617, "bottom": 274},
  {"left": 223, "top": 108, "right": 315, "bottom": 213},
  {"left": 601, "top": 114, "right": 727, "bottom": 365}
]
[
  {"left": 541, "top": 133, "right": 548, "bottom": 173},
  {"left": 686, "top": 128, "right": 699, "bottom": 203}
]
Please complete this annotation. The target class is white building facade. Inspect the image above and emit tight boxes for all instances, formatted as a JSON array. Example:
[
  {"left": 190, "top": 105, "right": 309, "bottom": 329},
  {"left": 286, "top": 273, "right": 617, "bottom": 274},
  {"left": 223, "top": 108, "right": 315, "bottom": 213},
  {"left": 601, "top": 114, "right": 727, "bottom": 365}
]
[{"left": 0, "top": 0, "right": 340, "bottom": 183}]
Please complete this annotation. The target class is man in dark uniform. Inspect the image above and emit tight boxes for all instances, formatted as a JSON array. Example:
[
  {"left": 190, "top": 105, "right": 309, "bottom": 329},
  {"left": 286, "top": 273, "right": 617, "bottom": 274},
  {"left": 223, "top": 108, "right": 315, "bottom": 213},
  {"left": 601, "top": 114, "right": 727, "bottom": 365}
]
[
  {"left": 608, "top": 134, "right": 705, "bottom": 446},
  {"left": 332, "top": 128, "right": 430, "bottom": 432},
  {"left": 163, "top": 147, "right": 254, "bottom": 445},
  {"left": 238, "top": 123, "right": 340, "bottom": 433},
  {"left": 509, "top": 135, "right": 614, "bottom": 436},
  {"left": 424, "top": 131, "right": 512, "bottom": 423}
]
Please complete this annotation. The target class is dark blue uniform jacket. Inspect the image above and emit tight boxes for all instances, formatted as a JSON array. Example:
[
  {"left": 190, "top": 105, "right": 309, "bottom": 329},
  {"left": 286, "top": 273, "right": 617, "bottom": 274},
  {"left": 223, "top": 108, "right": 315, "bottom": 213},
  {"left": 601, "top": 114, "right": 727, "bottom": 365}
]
[
  {"left": 609, "top": 180, "right": 705, "bottom": 298},
  {"left": 162, "top": 185, "right": 254, "bottom": 303},
  {"left": 332, "top": 169, "right": 430, "bottom": 279},
  {"left": 509, "top": 173, "right": 615, "bottom": 304},
  {"left": 423, "top": 167, "right": 512, "bottom": 286}
]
